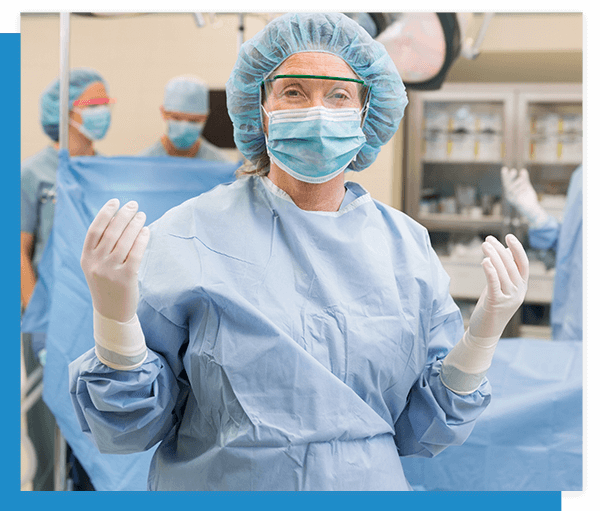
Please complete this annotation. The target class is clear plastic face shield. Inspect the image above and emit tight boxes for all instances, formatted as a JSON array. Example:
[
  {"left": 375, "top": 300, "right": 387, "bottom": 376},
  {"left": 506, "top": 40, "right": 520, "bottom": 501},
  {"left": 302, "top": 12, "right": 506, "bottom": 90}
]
[{"left": 261, "top": 75, "right": 371, "bottom": 126}]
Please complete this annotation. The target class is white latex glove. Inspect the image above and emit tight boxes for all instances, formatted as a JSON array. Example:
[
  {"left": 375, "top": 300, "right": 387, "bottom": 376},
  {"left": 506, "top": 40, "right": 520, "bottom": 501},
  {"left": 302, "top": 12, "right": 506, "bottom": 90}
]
[
  {"left": 501, "top": 166, "right": 549, "bottom": 228},
  {"left": 81, "top": 198, "right": 149, "bottom": 322},
  {"left": 441, "top": 234, "right": 529, "bottom": 394},
  {"left": 81, "top": 199, "right": 151, "bottom": 370},
  {"left": 468, "top": 234, "right": 529, "bottom": 340}
]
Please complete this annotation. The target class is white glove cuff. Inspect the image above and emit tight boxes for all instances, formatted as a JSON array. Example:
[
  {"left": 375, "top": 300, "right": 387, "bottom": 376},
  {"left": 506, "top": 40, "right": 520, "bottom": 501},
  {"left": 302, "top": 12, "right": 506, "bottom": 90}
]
[
  {"left": 93, "top": 308, "right": 148, "bottom": 371},
  {"left": 440, "top": 328, "right": 499, "bottom": 395}
]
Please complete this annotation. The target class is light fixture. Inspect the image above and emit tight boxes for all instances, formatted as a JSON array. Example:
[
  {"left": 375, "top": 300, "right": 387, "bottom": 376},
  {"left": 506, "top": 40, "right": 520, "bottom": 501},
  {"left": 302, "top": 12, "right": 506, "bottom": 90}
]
[{"left": 345, "top": 12, "right": 492, "bottom": 91}]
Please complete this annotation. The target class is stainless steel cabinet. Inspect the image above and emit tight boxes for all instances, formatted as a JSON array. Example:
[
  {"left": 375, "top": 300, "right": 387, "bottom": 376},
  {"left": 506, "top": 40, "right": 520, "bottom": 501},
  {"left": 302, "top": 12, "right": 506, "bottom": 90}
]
[{"left": 404, "top": 83, "right": 582, "bottom": 338}]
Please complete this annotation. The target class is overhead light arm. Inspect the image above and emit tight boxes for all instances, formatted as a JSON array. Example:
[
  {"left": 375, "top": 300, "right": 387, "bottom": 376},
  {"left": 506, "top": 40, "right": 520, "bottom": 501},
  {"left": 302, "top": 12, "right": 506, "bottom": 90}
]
[{"left": 461, "top": 13, "right": 494, "bottom": 60}]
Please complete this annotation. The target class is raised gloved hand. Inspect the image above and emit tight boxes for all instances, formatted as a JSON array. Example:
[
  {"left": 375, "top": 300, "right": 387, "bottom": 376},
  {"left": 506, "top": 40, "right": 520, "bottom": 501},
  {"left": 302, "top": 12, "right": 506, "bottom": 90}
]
[
  {"left": 501, "top": 166, "right": 549, "bottom": 228},
  {"left": 81, "top": 199, "right": 149, "bottom": 322},
  {"left": 441, "top": 234, "right": 529, "bottom": 395},
  {"left": 80, "top": 199, "right": 150, "bottom": 370},
  {"left": 468, "top": 234, "right": 529, "bottom": 339}
]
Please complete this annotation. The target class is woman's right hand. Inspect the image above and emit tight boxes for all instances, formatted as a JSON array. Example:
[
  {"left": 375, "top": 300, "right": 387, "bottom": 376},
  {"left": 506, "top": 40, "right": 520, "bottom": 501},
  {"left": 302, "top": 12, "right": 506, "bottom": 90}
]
[{"left": 81, "top": 199, "right": 150, "bottom": 323}]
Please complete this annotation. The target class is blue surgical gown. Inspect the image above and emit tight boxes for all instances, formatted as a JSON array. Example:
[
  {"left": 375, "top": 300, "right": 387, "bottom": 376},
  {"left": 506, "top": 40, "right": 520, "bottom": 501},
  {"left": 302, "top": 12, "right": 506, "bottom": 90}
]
[
  {"left": 69, "top": 176, "right": 491, "bottom": 491},
  {"left": 528, "top": 166, "right": 583, "bottom": 341}
]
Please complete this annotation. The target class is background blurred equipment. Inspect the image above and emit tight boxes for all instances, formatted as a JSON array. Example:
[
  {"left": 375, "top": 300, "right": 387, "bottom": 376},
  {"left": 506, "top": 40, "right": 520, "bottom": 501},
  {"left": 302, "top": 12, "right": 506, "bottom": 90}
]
[{"left": 345, "top": 13, "right": 493, "bottom": 90}]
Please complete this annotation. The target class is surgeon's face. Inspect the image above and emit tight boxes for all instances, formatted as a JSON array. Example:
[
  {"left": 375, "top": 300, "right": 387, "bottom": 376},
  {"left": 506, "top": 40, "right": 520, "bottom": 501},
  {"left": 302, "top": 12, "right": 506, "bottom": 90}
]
[
  {"left": 262, "top": 52, "right": 366, "bottom": 135},
  {"left": 70, "top": 81, "right": 111, "bottom": 125}
]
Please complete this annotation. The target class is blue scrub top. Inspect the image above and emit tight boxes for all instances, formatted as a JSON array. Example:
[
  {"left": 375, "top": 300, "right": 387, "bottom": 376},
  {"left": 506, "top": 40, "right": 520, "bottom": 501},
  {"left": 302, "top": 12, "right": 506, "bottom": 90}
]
[
  {"left": 21, "top": 145, "right": 59, "bottom": 273},
  {"left": 138, "top": 136, "right": 232, "bottom": 162},
  {"left": 70, "top": 176, "right": 491, "bottom": 490},
  {"left": 529, "top": 166, "right": 583, "bottom": 341}
]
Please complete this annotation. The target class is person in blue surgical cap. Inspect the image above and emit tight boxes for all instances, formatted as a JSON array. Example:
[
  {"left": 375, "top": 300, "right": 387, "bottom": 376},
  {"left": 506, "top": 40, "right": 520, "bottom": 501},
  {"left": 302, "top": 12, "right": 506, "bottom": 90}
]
[
  {"left": 138, "top": 75, "right": 231, "bottom": 161},
  {"left": 22, "top": 67, "right": 114, "bottom": 361},
  {"left": 69, "top": 13, "right": 529, "bottom": 491},
  {"left": 21, "top": 67, "right": 113, "bottom": 491},
  {"left": 502, "top": 165, "right": 583, "bottom": 341}
]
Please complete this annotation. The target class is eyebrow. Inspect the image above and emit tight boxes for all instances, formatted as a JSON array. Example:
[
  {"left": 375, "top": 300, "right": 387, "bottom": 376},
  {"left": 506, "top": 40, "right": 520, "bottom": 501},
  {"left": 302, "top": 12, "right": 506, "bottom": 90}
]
[{"left": 264, "top": 75, "right": 365, "bottom": 85}]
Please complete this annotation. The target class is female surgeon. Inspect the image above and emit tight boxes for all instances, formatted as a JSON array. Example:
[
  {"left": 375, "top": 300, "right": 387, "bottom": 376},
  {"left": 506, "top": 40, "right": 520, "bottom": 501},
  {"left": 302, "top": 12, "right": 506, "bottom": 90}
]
[{"left": 69, "top": 13, "right": 529, "bottom": 491}]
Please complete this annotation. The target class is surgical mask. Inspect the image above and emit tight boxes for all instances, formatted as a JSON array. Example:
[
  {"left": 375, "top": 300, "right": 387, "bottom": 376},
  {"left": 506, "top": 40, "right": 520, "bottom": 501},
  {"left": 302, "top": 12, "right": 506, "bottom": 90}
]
[
  {"left": 263, "top": 106, "right": 366, "bottom": 184},
  {"left": 71, "top": 106, "right": 111, "bottom": 141},
  {"left": 167, "top": 120, "right": 205, "bottom": 149}
]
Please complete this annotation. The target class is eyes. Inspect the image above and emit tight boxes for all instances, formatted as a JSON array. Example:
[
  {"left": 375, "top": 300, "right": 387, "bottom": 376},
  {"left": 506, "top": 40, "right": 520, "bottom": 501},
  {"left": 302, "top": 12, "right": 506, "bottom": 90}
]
[{"left": 273, "top": 81, "right": 361, "bottom": 108}]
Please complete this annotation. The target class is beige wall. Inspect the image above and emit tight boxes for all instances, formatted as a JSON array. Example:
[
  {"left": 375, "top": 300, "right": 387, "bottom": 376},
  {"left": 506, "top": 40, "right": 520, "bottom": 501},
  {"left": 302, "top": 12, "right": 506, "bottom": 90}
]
[
  {"left": 21, "top": 13, "right": 274, "bottom": 163},
  {"left": 21, "top": 12, "right": 583, "bottom": 209}
]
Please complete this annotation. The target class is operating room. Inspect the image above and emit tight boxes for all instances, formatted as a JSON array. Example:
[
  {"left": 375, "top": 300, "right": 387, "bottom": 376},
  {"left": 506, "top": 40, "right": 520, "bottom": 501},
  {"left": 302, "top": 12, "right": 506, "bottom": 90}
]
[{"left": 19, "top": 12, "right": 584, "bottom": 493}]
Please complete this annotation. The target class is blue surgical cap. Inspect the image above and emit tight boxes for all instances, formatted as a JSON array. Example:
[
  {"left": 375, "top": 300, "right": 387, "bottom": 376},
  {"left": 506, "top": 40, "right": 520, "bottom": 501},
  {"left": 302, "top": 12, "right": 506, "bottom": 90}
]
[
  {"left": 40, "top": 67, "right": 107, "bottom": 142},
  {"left": 163, "top": 76, "right": 210, "bottom": 115},
  {"left": 226, "top": 12, "right": 408, "bottom": 172}
]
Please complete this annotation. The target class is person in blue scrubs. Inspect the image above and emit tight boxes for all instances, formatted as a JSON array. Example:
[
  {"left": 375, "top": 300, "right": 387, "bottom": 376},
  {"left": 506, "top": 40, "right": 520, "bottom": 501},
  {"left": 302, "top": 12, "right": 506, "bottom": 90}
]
[
  {"left": 69, "top": 13, "right": 529, "bottom": 491},
  {"left": 21, "top": 68, "right": 115, "bottom": 342},
  {"left": 502, "top": 165, "right": 583, "bottom": 341},
  {"left": 21, "top": 67, "right": 114, "bottom": 491},
  {"left": 138, "top": 75, "right": 231, "bottom": 162}
]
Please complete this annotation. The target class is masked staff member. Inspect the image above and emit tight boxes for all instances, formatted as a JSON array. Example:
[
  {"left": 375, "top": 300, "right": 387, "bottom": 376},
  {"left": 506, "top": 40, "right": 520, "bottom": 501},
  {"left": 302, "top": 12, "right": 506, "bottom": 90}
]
[
  {"left": 138, "top": 75, "right": 230, "bottom": 162},
  {"left": 70, "top": 13, "right": 529, "bottom": 491},
  {"left": 22, "top": 67, "right": 114, "bottom": 491}
]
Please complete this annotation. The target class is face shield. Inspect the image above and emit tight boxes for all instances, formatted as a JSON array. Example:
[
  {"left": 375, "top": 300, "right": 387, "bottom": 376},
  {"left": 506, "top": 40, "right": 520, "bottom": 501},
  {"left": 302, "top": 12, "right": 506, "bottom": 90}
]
[{"left": 262, "top": 75, "right": 371, "bottom": 124}]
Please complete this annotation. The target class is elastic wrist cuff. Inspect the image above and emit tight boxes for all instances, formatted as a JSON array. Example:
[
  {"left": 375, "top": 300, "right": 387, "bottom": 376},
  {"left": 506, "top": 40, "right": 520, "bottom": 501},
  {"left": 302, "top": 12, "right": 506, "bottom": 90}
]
[
  {"left": 440, "top": 364, "right": 486, "bottom": 395},
  {"left": 93, "top": 309, "right": 147, "bottom": 370}
]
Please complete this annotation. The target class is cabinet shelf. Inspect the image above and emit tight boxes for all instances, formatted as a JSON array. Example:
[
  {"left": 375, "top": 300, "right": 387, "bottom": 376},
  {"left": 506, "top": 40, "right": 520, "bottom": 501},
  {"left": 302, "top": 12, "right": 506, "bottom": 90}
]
[
  {"left": 418, "top": 213, "right": 505, "bottom": 231},
  {"left": 422, "top": 159, "right": 504, "bottom": 165}
]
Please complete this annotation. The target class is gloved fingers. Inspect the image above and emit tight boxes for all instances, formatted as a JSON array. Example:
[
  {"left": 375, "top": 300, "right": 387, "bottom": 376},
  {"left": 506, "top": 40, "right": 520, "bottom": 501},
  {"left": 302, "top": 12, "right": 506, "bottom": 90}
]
[
  {"left": 96, "top": 201, "right": 141, "bottom": 258},
  {"left": 110, "top": 210, "right": 148, "bottom": 265},
  {"left": 518, "top": 168, "right": 532, "bottom": 183},
  {"left": 481, "top": 257, "right": 502, "bottom": 299},
  {"left": 512, "top": 175, "right": 535, "bottom": 195},
  {"left": 505, "top": 233, "right": 529, "bottom": 282},
  {"left": 125, "top": 226, "right": 151, "bottom": 274},
  {"left": 83, "top": 198, "right": 120, "bottom": 256},
  {"left": 482, "top": 237, "right": 513, "bottom": 295},
  {"left": 501, "top": 166, "right": 518, "bottom": 188}
]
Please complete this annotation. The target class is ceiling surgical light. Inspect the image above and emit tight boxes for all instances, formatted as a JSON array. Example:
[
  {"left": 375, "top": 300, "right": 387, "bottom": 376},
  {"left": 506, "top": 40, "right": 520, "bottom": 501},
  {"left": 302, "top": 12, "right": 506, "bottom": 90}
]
[{"left": 346, "top": 12, "right": 492, "bottom": 91}]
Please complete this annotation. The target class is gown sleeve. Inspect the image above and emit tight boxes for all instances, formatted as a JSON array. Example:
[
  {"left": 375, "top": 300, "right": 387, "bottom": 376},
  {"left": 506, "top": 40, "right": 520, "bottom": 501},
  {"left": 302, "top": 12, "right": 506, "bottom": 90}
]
[
  {"left": 69, "top": 222, "right": 191, "bottom": 455},
  {"left": 394, "top": 232, "right": 492, "bottom": 458},
  {"left": 528, "top": 216, "right": 561, "bottom": 251}
]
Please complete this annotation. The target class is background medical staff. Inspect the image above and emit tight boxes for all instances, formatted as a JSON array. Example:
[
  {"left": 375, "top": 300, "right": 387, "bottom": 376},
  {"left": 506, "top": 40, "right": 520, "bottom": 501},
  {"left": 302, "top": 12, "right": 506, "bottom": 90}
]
[
  {"left": 21, "top": 67, "right": 114, "bottom": 490},
  {"left": 502, "top": 165, "right": 583, "bottom": 341},
  {"left": 21, "top": 68, "right": 113, "bottom": 326},
  {"left": 138, "top": 75, "right": 231, "bottom": 161}
]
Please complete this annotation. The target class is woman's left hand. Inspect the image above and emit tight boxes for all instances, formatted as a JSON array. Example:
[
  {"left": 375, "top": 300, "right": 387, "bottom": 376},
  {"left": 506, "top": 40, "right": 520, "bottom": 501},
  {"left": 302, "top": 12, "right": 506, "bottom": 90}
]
[{"left": 467, "top": 234, "right": 529, "bottom": 339}]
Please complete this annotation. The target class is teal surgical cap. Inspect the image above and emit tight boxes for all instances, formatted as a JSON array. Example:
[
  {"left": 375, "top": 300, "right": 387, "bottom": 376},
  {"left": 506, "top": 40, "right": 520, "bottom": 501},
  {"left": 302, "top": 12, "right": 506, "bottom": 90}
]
[
  {"left": 226, "top": 12, "right": 408, "bottom": 172},
  {"left": 40, "top": 67, "right": 107, "bottom": 142},
  {"left": 163, "top": 76, "right": 210, "bottom": 115}
]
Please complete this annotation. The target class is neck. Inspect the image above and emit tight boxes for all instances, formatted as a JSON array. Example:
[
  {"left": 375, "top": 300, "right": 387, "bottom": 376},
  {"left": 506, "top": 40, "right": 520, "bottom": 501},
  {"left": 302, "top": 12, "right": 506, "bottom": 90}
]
[
  {"left": 54, "top": 125, "right": 95, "bottom": 156},
  {"left": 161, "top": 135, "right": 200, "bottom": 157},
  {"left": 267, "top": 164, "right": 346, "bottom": 212}
]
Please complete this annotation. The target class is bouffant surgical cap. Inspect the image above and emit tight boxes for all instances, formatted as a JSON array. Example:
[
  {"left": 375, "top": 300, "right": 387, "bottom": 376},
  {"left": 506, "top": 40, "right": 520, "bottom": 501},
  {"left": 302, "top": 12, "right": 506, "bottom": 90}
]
[
  {"left": 226, "top": 12, "right": 408, "bottom": 172},
  {"left": 40, "top": 68, "right": 106, "bottom": 142},
  {"left": 163, "top": 76, "right": 210, "bottom": 114}
]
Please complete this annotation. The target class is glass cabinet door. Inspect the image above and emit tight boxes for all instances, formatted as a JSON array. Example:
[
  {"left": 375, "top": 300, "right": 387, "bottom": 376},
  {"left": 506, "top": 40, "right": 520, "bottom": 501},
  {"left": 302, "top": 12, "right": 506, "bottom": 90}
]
[
  {"left": 405, "top": 85, "right": 516, "bottom": 235},
  {"left": 513, "top": 86, "right": 582, "bottom": 339},
  {"left": 516, "top": 87, "right": 583, "bottom": 221},
  {"left": 404, "top": 83, "right": 582, "bottom": 338}
]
